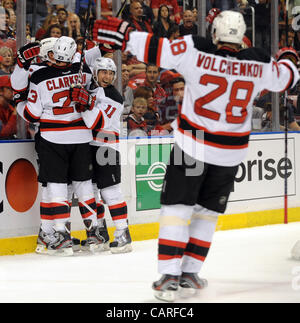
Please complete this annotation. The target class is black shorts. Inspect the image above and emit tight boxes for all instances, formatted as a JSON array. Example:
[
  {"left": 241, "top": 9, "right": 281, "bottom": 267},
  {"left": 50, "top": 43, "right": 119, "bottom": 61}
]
[
  {"left": 160, "top": 144, "right": 239, "bottom": 214},
  {"left": 91, "top": 145, "right": 121, "bottom": 189},
  {"left": 37, "top": 136, "right": 93, "bottom": 183}
]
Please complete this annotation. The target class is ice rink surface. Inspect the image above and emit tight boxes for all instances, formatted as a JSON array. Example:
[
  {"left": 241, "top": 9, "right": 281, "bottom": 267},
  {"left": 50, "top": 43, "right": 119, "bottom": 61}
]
[{"left": 0, "top": 222, "right": 300, "bottom": 303}]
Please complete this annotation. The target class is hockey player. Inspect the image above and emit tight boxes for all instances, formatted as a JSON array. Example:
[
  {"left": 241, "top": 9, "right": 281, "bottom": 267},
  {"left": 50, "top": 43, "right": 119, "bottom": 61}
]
[
  {"left": 93, "top": 10, "right": 300, "bottom": 301},
  {"left": 70, "top": 57, "right": 132, "bottom": 254},
  {"left": 13, "top": 38, "right": 109, "bottom": 255},
  {"left": 22, "top": 36, "right": 103, "bottom": 256}
]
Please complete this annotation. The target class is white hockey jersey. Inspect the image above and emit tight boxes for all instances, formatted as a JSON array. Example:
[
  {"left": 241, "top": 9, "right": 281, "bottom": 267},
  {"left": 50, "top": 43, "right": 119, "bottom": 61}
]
[
  {"left": 24, "top": 62, "right": 94, "bottom": 144},
  {"left": 126, "top": 32, "right": 300, "bottom": 166},
  {"left": 12, "top": 46, "right": 102, "bottom": 120},
  {"left": 82, "top": 85, "right": 124, "bottom": 152}
]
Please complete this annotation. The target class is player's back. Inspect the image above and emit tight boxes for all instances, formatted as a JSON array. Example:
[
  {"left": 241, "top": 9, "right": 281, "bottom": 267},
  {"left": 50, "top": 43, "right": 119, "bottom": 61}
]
[{"left": 28, "top": 62, "right": 93, "bottom": 144}]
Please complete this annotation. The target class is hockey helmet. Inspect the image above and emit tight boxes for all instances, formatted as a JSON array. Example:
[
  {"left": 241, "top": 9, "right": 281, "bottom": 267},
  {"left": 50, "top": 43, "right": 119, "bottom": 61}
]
[
  {"left": 93, "top": 57, "right": 117, "bottom": 83},
  {"left": 211, "top": 10, "right": 246, "bottom": 45},
  {"left": 53, "top": 36, "right": 77, "bottom": 63},
  {"left": 39, "top": 37, "right": 57, "bottom": 62}
]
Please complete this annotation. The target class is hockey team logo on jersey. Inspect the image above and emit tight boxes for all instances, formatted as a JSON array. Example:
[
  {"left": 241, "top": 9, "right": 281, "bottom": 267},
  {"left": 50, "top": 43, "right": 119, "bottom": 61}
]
[{"left": 135, "top": 144, "right": 172, "bottom": 211}]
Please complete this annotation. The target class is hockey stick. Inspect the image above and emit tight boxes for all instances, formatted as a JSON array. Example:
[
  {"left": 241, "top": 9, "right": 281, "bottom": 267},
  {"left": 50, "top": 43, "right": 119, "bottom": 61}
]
[
  {"left": 284, "top": 0, "right": 289, "bottom": 224},
  {"left": 116, "top": 0, "right": 127, "bottom": 18},
  {"left": 78, "top": 0, "right": 93, "bottom": 85}
]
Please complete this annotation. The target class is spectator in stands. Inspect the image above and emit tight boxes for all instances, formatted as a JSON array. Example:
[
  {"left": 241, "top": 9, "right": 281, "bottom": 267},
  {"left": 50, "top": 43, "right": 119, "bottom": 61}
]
[
  {"left": 142, "top": 63, "right": 167, "bottom": 113},
  {"left": 0, "top": 46, "right": 14, "bottom": 75},
  {"left": 7, "top": 8, "right": 15, "bottom": 38},
  {"left": 0, "top": 75, "right": 16, "bottom": 139},
  {"left": 166, "top": 23, "right": 180, "bottom": 40},
  {"left": 122, "top": 63, "right": 134, "bottom": 116},
  {"left": 35, "top": 14, "right": 59, "bottom": 40},
  {"left": 43, "top": 23, "right": 64, "bottom": 39},
  {"left": 126, "top": 96, "right": 148, "bottom": 137},
  {"left": 153, "top": 5, "right": 175, "bottom": 38},
  {"left": 123, "top": 51, "right": 147, "bottom": 90},
  {"left": 100, "top": 0, "right": 113, "bottom": 17},
  {"left": 191, "top": 7, "right": 198, "bottom": 22},
  {"left": 0, "top": 6, "right": 14, "bottom": 39},
  {"left": 179, "top": 9, "right": 198, "bottom": 36},
  {"left": 122, "top": 0, "right": 154, "bottom": 25},
  {"left": 172, "top": 76, "right": 185, "bottom": 105},
  {"left": 256, "top": 91, "right": 300, "bottom": 131},
  {"left": 151, "top": 0, "right": 181, "bottom": 24},
  {"left": 0, "top": 7, "right": 16, "bottom": 55},
  {"left": 56, "top": 7, "right": 69, "bottom": 35},
  {"left": 26, "top": 22, "right": 32, "bottom": 42},
  {"left": 134, "top": 86, "right": 161, "bottom": 133},
  {"left": 158, "top": 73, "right": 183, "bottom": 132},
  {"left": 126, "top": 0, "right": 153, "bottom": 32},
  {"left": 279, "top": 27, "right": 295, "bottom": 48},
  {"left": 1, "top": 0, "right": 14, "bottom": 10},
  {"left": 67, "top": 12, "right": 81, "bottom": 40}
]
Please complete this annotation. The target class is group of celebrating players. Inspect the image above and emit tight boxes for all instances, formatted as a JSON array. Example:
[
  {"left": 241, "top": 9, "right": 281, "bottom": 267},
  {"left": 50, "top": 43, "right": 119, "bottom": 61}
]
[{"left": 11, "top": 8, "right": 300, "bottom": 302}]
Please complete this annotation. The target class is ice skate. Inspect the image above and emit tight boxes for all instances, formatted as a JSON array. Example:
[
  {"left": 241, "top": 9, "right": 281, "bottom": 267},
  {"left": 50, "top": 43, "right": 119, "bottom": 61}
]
[
  {"left": 47, "top": 224, "right": 74, "bottom": 256},
  {"left": 152, "top": 274, "right": 179, "bottom": 302},
  {"left": 71, "top": 237, "right": 81, "bottom": 252},
  {"left": 81, "top": 219, "right": 110, "bottom": 253},
  {"left": 35, "top": 227, "right": 56, "bottom": 255},
  {"left": 109, "top": 227, "right": 132, "bottom": 254},
  {"left": 179, "top": 272, "right": 208, "bottom": 297}
]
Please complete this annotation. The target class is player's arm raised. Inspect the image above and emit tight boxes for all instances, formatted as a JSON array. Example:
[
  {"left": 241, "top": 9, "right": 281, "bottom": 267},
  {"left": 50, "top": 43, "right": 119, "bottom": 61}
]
[{"left": 93, "top": 17, "right": 193, "bottom": 71}]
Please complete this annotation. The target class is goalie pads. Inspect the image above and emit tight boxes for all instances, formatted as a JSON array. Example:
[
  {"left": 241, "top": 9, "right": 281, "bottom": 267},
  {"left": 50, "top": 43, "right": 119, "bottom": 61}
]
[{"left": 93, "top": 17, "right": 132, "bottom": 51}]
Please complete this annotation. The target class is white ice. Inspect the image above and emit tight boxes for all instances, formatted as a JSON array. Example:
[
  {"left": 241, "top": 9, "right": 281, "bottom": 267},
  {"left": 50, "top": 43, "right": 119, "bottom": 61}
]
[{"left": 0, "top": 222, "right": 300, "bottom": 303}]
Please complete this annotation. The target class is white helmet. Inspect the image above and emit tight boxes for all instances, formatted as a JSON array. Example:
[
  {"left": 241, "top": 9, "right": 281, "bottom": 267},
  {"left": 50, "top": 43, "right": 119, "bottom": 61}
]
[
  {"left": 211, "top": 10, "right": 246, "bottom": 45},
  {"left": 93, "top": 57, "right": 117, "bottom": 83},
  {"left": 39, "top": 37, "right": 57, "bottom": 62},
  {"left": 53, "top": 36, "right": 76, "bottom": 63}
]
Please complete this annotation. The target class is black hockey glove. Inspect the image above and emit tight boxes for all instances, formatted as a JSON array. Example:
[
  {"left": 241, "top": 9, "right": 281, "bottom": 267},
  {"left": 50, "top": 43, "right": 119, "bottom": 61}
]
[
  {"left": 13, "top": 88, "right": 29, "bottom": 105},
  {"left": 16, "top": 42, "right": 41, "bottom": 70}
]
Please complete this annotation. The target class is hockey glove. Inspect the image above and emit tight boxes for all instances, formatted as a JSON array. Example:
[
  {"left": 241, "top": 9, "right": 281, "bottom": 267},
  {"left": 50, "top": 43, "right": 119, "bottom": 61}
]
[
  {"left": 93, "top": 17, "right": 133, "bottom": 51},
  {"left": 70, "top": 85, "right": 96, "bottom": 112},
  {"left": 17, "top": 41, "right": 41, "bottom": 70},
  {"left": 13, "top": 89, "right": 29, "bottom": 105},
  {"left": 276, "top": 47, "right": 300, "bottom": 68}
]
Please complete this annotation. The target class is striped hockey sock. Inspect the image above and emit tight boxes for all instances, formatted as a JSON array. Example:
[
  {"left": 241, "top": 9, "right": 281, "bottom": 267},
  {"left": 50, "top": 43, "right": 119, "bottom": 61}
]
[
  {"left": 78, "top": 197, "right": 98, "bottom": 228},
  {"left": 108, "top": 201, "right": 128, "bottom": 231},
  {"left": 181, "top": 218, "right": 217, "bottom": 273}
]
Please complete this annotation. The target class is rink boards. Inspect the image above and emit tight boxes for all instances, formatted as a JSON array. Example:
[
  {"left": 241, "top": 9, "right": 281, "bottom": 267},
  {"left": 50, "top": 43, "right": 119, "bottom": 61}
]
[{"left": 0, "top": 133, "right": 300, "bottom": 255}]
